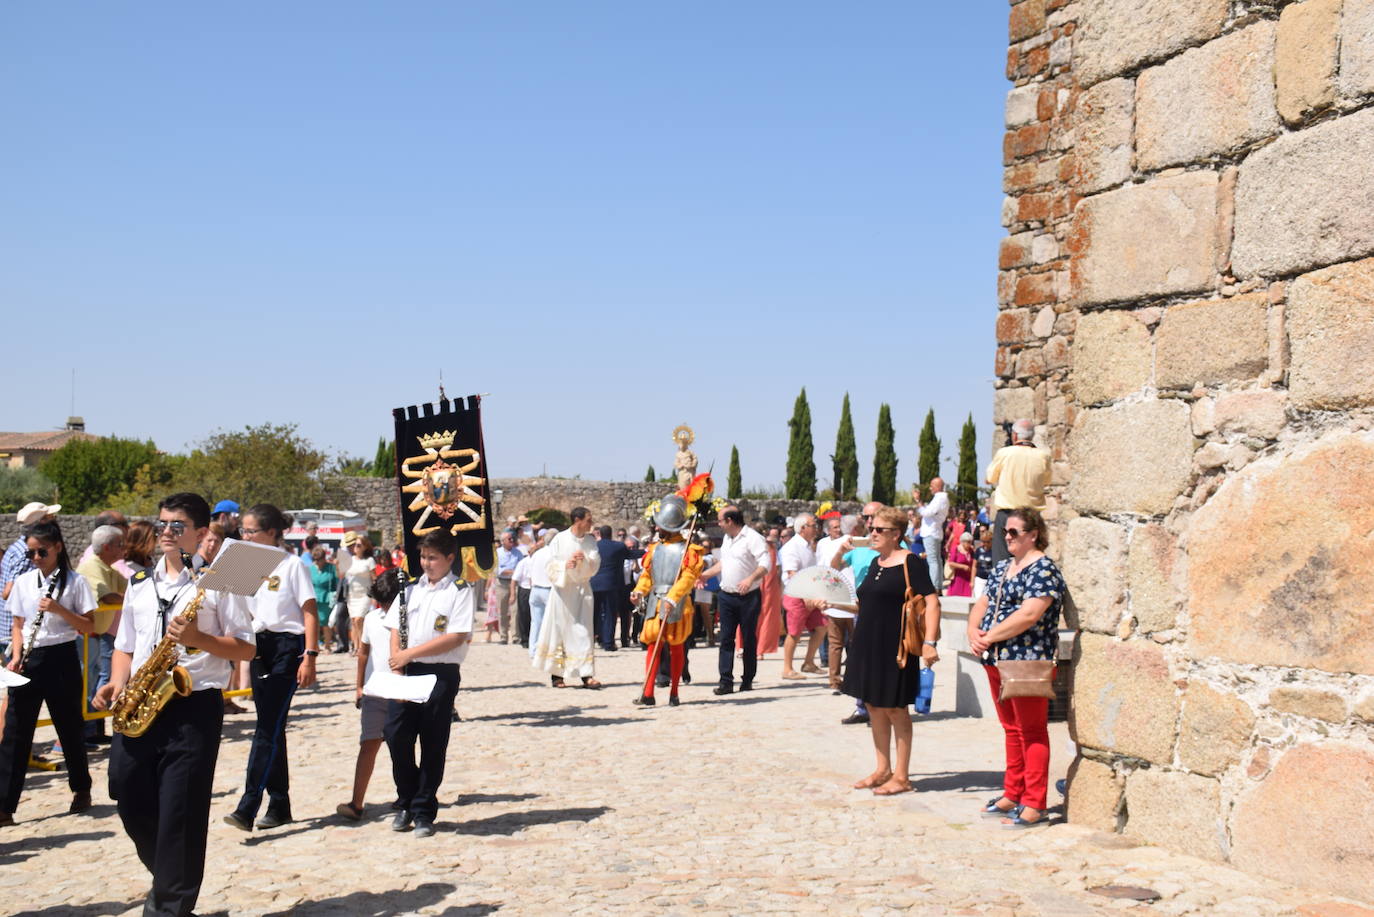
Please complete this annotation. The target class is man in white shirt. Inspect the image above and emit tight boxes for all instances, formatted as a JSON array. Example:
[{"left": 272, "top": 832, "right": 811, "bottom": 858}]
[
  {"left": 917, "top": 477, "right": 950, "bottom": 594},
  {"left": 814, "top": 513, "right": 846, "bottom": 568},
  {"left": 699, "top": 506, "right": 771, "bottom": 694},
  {"left": 779, "top": 512, "right": 823, "bottom": 679},
  {"left": 526, "top": 532, "right": 555, "bottom": 660}
]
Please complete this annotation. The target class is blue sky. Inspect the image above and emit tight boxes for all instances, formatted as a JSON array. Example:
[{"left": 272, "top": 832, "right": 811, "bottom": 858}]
[{"left": 1, "top": 2, "right": 1009, "bottom": 492}]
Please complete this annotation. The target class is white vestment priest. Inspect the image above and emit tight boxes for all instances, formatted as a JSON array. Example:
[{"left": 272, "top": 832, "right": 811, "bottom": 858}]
[{"left": 531, "top": 529, "right": 601, "bottom": 679}]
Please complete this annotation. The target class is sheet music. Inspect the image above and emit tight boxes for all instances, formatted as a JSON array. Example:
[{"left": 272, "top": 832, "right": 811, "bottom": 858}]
[{"left": 197, "top": 540, "right": 291, "bottom": 596}]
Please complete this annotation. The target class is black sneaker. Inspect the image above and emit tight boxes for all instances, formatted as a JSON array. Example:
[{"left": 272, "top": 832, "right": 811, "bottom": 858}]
[
  {"left": 413, "top": 818, "right": 436, "bottom": 838},
  {"left": 668, "top": 694, "right": 681, "bottom": 706},
  {"left": 712, "top": 686, "right": 733, "bottom": 696},
  {"left": 392, "top": 810, "right": 414, "bottom": 832},
  {"left": 256, "top": 809, "right": 292, "bottom": 829},
  {"left": 69, "top": 792, "right": 92, "bottom": 813},
  {"left": 223, "top": 812, "right": 253, "bottom": 832},
  {"left": 739, "top": 683, "right": 753, "bottom": 692}
]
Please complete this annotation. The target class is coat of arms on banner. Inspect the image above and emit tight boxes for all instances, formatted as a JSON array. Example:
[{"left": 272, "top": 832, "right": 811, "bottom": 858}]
[{"left": 392, "top": 395, "right": 497, "bottom": 580}]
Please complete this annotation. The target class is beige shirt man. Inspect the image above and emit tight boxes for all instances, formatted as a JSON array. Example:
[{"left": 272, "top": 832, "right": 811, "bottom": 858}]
[{"left": 986, "top": 420, "right": 1051, "bottom": 510}]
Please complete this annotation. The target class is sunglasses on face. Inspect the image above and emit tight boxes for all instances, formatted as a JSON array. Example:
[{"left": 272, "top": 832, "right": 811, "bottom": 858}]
[
  {"left": 24, "top": 548, "right": 50, "bottom": 560},
  {"left": 869, "top": 526, "right": 899, "bottom": 534},
  {"left": 153, "top": 521, "right": 189, "bottom": 536},
  {"left": 1004, "top": 527, "right": 1027, "bottom": 539}
]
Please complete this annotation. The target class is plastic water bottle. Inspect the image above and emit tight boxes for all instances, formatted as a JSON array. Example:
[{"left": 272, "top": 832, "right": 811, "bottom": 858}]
[{"left": 915, "top": 664, "right": 935, "bottom": 714}]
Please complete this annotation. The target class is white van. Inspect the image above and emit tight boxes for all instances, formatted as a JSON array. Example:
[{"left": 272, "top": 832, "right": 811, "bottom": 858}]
[{"left": 283, "top": 509, "right": 369, "bottom": 556}]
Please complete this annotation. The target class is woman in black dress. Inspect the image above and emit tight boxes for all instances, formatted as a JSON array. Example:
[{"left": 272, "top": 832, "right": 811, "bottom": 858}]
[{"left": 837, "top": 507, "right": 941, "bottom": 796}]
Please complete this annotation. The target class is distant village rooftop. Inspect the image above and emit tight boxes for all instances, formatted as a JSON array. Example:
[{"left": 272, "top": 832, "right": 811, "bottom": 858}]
[{"left": 0, "top": 417, "right": 98, "bottom": 468}]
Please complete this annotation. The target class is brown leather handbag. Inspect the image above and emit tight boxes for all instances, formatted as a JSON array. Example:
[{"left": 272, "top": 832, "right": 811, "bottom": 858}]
[
  {"left": 989, "top": 566, "right": 1056, "bottom": 700},
  {"left": 895, "top": 557, "right": 925, "bottom": 669}
]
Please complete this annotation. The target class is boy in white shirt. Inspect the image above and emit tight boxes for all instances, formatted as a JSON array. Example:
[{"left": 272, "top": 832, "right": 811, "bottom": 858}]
[
  {"left": 383, "top": 531, "right": 473, "bottom": 838},
  {"left": 336, "top": 570, "right": 402, "bottom": 822}
]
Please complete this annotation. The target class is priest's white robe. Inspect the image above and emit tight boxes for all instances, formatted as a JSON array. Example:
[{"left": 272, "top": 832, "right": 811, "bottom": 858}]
[{"left": 531, "top": 529, "right": 601, "bottom": 679}]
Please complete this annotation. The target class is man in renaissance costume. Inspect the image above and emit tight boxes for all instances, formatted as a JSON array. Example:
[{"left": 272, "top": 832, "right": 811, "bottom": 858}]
[
  {"left": 630, "top": 495, "right": 705, "bottom": 707},
  {"left": 531, "top": 507, "right": 603, "bottom": 688}
]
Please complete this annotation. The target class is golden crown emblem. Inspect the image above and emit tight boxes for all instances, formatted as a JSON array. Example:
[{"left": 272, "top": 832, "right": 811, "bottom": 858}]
[{"left": 417, "top": 430, "right": 457, "bottom": 450}]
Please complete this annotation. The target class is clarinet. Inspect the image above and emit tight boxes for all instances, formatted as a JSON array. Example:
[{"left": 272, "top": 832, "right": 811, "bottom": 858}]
[
  {"left": 18, "top": 564, "right": 65, "bottom": 675},
  {"left": 395, "top": 567, "right": 410, "bottom": 659}
]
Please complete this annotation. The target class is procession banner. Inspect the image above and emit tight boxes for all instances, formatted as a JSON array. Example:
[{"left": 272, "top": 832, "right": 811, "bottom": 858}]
[{"left": 391, "top": 394, "right": 496, "bottom": 580}]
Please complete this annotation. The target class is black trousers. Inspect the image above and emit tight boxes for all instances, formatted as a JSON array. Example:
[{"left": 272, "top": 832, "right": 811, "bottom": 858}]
[
  {"left": 109, "top": 689, "right": 223, "bottom": 917},
  {"left": 516, "top": 587, "right": 532, "bottom": 646},
  {"left": 593, "top": 589, "right": 620, "bottom": 650},
  {"left": 992, "top": 509, "right": 1012, "bottom": 564},
  {"left": 620, "top": 586, "right": 635, "bottom": 646},
  {"left": 234, "top": 630, "right": 302, "bottom": 819},
  {"left": 0, "top": 641, "right": 91, "bottom": 813},
  {"left": 384, "top": 662, "right": 460, "bottom": 821},
  {"left": 716, "top": 590, "right": 761, "bottom": 688}
]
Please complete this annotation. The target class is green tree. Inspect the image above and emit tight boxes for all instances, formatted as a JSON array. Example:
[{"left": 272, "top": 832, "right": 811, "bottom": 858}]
[
  {"left": 0, "top": 466, "right": 58, "bottom": 515},
  {"left": 644, "top": 464, "right": 656, "bottom": 483},
  {"left": 785, "top": 387, "right": 816, "bottom": 500},
  {"left": 872, "top": 403, "right": 897, "bottom": 505},
  {"left": 726, "top": 445, "right": 742, "bottom": 499},
  {"left": 956, "top": 413, "right": 979, "bottom": 505},
  {"left": 831, "top": 393, "right": 859, "bottom": 501},
  {"left": 171, "top": 423, "right": 336, "bottom": 509},
  {"left": 525, "top": 507, "right": 570, "bottom": 529},
  {"left": 105, "top": 459, "right": 182, "bottom": 516},
  {"left": 917, "top": 408, "right": 941, "bottom": 500},
  {"left": 41, "top": 437, "right": 162, "bottom": 513},
  {"left": 370, "top": 437, "right": 396, "bottom": 478}
]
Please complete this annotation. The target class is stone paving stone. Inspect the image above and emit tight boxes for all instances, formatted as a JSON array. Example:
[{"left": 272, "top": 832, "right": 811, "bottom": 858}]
[{"left": 1, "top": 644, "right": 1362, "bottom": 914}]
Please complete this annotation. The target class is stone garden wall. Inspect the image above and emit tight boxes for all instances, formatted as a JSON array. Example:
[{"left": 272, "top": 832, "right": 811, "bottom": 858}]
[{"left": 1000, "top": 0, "right": 1374, "bottom": 900}]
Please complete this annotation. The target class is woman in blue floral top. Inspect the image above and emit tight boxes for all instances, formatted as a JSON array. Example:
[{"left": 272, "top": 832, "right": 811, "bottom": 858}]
[{"left": 966, "top": 507, "right": 1064, "bottom": 828}]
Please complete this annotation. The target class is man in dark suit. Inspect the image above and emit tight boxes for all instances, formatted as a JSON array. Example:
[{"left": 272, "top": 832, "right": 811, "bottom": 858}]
[{"left": 591, "top": 526, "right": 637, "bottom": 652}]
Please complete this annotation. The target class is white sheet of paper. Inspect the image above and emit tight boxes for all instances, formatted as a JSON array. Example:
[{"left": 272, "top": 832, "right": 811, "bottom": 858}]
[
  {"left": 0, "top": 668, "right": 31, "bottom": 688},
  {"left": 824, "top": 608, "right": 856, "bottom": 619},
  {"left": 199, "top": 540, "right": 293, "bottom": 596},
  {"left": 363, "top": 671, "right": 436, "bottom": 703}
]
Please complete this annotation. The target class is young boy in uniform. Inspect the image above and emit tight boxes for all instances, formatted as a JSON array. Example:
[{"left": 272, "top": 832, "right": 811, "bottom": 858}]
[
  {"left": 336, "top": 570, "right": 401, "bottom": 821},
  {"left": 384, "top": 530, "right": 472, "bottom": 838},
  {"left": 94, "top": 492, "right": 256, "bottom": 917}
]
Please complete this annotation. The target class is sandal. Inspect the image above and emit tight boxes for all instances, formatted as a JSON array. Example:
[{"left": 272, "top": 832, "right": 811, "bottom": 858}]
[
  {"left": 981, "top": 796, "right": 1021, "bottom": 817},
  {"left": 580, "top": 678, "right": 603, "bottom": 689},
  {"left": 852, "top": 771, "right": 893, "bottom": 790},
  {"left": 551, "top": 676, "right": 566, "bottom": 688},
  {"left": 1002, "top": 809, "right": 1048, "bottom": 829},
  {"left": 872, "top": 781, "right": 913, "bottom": 797},
  {"left": 781, "top": 672, "right": 806, "bottom": 680}
]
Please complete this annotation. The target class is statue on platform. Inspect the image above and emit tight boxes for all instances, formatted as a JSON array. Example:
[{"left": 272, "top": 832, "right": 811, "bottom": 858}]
[{"left": 672, "top": 424, "right": 697, "bottom": 491}]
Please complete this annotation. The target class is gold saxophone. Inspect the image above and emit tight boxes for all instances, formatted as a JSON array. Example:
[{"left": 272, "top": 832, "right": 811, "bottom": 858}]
[{"left": 111, "top": 587, "right": 205, "bottom": 737}]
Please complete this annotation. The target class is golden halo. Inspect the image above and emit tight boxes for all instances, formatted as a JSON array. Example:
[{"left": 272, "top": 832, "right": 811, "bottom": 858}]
[{"left": 671, "top": 424, "right": 695, "bottom": 446}]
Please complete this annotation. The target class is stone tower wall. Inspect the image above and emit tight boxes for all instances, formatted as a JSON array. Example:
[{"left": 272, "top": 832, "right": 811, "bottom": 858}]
[{"left": 999, "top": 0, "right": 1374, "bottom": 901}]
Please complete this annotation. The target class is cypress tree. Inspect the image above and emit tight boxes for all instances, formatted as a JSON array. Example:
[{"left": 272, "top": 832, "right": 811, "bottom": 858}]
[
  {"left": 832, "top": 393, "right": 859, "bottom": 501},
  {"left": 785, "top": 387, "right": 816, "bottom": 500},
  {"left": 871, "top": 403, "right": 897, "bottom": 505},
  {"left": 956, "top": 413, "right": 979, "bottom": 505},
  {"left": 645, "top": 464, "right": 656, "bottom": 483},
  {"left": 917, "top": 408, "right": 941, "bottom": 500},
  {"left": 371, "top": 437, "right": 396, "bottom": 478},
  {"left": 727, "top": 445, "right": 742, "bottom": 499}
]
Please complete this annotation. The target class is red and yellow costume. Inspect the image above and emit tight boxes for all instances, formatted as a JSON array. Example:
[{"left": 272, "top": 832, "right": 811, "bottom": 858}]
[{"left": 633, "top": 534, "right": 703, "bottom": 701}]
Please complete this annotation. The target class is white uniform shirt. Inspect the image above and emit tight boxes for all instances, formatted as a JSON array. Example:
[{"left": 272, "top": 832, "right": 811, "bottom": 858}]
[
  {"left": 814, "top": 535, "right": 846, "bottom": 569},
  {"left": 528, "top": 547, "right": 554, "bottom": 589},
  {"left": 919, "top": 492, "right": 950, "bottom": 538},
  {"left": 247, "top": 551, "right": 316, "bottom": 635},
  {"left": 11, "top": 568, "right": 95, "bottom": 648},
  {"left": 778, "top": 536, "right": 817, "bottom": 587},
  {"left": 383, "top": 573, "right": 474, "bottom": 665},
  {"left": 719, "top": 527, "right": 771, "bottom": 594},
  {"left": 359, "top": 606, "right": 392, "bottom": 681},
  {"left": 114, "top": 554, "right": 256, "bottom": 691},
  {"left": 513, "top": 555, "right": 533, "bottom": 590}
]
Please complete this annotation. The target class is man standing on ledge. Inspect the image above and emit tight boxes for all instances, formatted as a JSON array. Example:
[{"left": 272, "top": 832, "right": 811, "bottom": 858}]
[
  {"left": 986, "top": 419, "right": 1051, "bottom": 563},
  {"left": 532, "top": 507, "right": 603, "bottom": 688}
]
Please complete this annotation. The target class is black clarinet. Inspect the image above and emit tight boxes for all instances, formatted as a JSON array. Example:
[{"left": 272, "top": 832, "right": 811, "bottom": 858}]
[
  {"left": 18, "top": 564, "right": 65, "bottom": 675},
  {"left": 394, "top": 567, "right": 410, "bottom": 661}
]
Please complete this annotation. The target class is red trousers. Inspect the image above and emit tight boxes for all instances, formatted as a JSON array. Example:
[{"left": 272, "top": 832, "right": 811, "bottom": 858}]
[
  {"left": 643, "top": 643, "right": 684, "bottom": 698},
  {"left": 985, "top": 665, "right": 1052, "bottom": 810}
]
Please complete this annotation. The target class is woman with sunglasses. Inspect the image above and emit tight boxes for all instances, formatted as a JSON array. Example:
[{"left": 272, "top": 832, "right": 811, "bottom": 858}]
[
  {"left": 0, "top": 521, "right": 96, "bottom": 824},
  {"left": 836, "top": 507, "right": 940, "bottom": 796},
  {"left": 967, "top": 506, "right": 1065, "bottom": 828},
  {"left": 223, "top": 504, "right": 319, "bottom": 833}
]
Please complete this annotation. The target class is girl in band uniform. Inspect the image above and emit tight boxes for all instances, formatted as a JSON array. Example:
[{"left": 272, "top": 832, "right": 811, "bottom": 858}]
[
  {"left": 223, "top": 504, "right": 319, "bottom": 832},
  {"left": 384, "top": 530, "right": 472, "bottom": 838},
  {"left": 0, "top": 521, "right": 95, "bottom": 824}
]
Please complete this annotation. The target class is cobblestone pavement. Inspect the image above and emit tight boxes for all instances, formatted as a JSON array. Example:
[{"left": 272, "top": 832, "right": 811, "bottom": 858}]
[{"left": 4, "top": 644, "right": 1366, "bottom": 916}]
